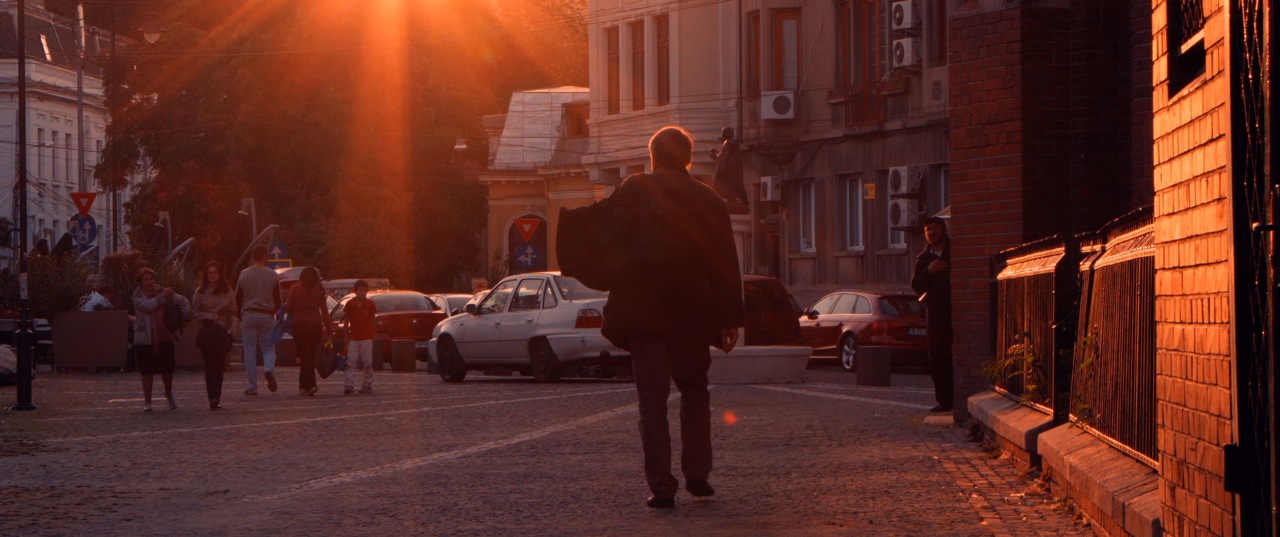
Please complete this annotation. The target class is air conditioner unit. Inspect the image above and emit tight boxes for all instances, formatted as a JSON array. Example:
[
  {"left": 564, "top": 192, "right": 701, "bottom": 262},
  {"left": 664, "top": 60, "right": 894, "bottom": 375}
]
[
  {"left": 888, "top": 166, "right": 922, "bottom": 195},
  {"left": 889, "top": 198, "right": 921, "bottom": 228},
  {"left": 760, "top": 176, "right": 781, "bottom": 202},
  {"left": 891, "top": 1, "right": 919, "bottom": 31},
  {"left": 761, "top": 91, "right": 796, "bottom": 120},
  {"left": 892, "top": 38, "right": 921, "bottom": 68}
]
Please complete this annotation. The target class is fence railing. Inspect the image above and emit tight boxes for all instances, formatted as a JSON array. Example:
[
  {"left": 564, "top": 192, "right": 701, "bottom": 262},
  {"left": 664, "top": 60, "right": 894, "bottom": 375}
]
[{"left": 991, "top": 207, "right": 1156, "bottom": 466}]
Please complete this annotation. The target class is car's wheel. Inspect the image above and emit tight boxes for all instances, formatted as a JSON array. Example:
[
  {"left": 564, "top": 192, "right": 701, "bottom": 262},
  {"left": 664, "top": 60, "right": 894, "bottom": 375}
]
[
  {"left": 438, "top": 338, "right": 467, "bottom": 382},
  {"left": 529, "top": 339, "right": 563, "bottom": 382},
  {"left": 839, "top": 335, "right": 858, "bottom": 372}
]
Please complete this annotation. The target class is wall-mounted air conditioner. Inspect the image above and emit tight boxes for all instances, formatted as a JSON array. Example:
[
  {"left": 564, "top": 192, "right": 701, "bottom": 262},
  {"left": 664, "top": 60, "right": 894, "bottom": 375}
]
[
  {"left": 891, "top": 1, "right": 919, "bottom": 31},
  {"left": 761, "top": 91, "right": 796, "bottom": 120},
  {"left": 889, "top": 198, "right": 921, "bottom": 228},
  {"left": 888, "top": 166, "right": 922, "bottom": 195},
  {"left": 892, "top": 38, "right": 921, "bottom": 68},
  {"left": 760, "top": 176, "right": 781, "bottom": 202}
]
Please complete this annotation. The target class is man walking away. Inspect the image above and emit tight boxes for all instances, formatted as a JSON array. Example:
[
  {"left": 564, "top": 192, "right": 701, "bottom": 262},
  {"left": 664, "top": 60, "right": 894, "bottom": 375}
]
[
  {"left": 602, "top": 126, "right": 746, "bottom": 509},
  {"left": 237, "top": 244, "right": 282, "bottom": 395},
  {"left": 911, "top": 216, "right": 953, "bottom": 413}
]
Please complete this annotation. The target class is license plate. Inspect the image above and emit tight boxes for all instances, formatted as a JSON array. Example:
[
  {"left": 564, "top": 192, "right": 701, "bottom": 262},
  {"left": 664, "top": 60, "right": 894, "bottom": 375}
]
[
  {"left": 909, "top": 328, "right": 926, "bottom": 337},
  {"left": 415, "top": 341, "right": 431, "bottom": 349}
]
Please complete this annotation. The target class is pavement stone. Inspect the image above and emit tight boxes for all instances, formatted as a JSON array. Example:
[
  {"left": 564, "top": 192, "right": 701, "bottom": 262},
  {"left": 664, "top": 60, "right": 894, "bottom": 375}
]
[{"left": 0, "top": 367, "right": 1094, "bottom": 536}]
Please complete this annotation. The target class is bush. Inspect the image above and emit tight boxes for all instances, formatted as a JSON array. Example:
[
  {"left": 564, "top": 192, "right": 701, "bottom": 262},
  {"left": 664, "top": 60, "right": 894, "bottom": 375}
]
[{"left": 28, "top": 254, "right": 95, "bottom": 319}]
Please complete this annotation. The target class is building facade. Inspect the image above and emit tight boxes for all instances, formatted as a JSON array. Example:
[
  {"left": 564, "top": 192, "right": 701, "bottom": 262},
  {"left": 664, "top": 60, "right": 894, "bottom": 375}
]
[{"left": 0, "top": 0, "right": 139, "bottom": 266}]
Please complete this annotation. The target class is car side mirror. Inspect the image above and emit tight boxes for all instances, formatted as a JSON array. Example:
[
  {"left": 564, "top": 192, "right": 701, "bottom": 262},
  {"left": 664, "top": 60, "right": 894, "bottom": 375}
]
[
  {"left": 465, "top": 304, "right": 478, "bottom": 315},
  {"left": 806, "top": 311, "right": 819, "bottom": 320}
]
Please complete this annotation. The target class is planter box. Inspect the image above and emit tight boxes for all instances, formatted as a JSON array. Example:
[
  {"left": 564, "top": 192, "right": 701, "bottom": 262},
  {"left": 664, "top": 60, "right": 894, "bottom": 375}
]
[{"left": 51, "top": 310, "right": 130, "bottom": 370}]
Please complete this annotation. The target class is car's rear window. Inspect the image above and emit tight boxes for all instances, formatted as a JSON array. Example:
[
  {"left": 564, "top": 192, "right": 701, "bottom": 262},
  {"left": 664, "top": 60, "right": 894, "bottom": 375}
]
[
  {"left": 879, "top": 296, "right": 925, "bottom": 317},
  {"left": 554, "top": 276, "right": 608, "bottom": 300},
  {"left": 745, "top": 280, "right": 797, "bottom": 313},
  {"left": 371, "top": 294, "right": 437, "bottom": 312}
]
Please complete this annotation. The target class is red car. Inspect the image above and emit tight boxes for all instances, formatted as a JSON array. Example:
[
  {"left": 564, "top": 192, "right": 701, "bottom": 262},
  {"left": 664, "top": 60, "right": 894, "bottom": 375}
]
[
  {"left": 742, "top": 275, "right": 803, "bottom": 346},
  {"left": 330, "top": 290, "right": 448, "bottom": 365},
  {"left": 799, "top": 290, "right": 928, "bottom": 372}
]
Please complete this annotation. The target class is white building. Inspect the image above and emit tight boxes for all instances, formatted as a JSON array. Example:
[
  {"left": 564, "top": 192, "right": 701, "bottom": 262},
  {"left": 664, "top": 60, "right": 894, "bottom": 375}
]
[{"left": 0, "top": 0, "right": 140, "bottom": 266}]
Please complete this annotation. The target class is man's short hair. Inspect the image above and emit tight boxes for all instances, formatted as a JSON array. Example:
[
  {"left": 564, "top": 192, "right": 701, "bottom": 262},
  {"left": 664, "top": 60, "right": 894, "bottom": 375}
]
[
  {"left": 922, "top": 216, "right": 948, "bottom": 230},
  {"left": 353, "top": 279, "right": 369, "bottom": 290},
  {"left": 649, "top": 126, "right": 694, "bottom": 171},
  {"left": 251, "top": 244, "right": 269, "bottom": 262}
]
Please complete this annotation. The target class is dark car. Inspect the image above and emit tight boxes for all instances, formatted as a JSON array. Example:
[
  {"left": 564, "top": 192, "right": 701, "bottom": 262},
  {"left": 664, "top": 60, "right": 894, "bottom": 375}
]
[
  {"left": 330, "top": 290, "right": 448, "bottom": 365},
  {"left": 799, "top": 290, "right": 928, "bottom": 372},
  {"left": 742, "top": 275, "right": 803, "bottom": 346}
]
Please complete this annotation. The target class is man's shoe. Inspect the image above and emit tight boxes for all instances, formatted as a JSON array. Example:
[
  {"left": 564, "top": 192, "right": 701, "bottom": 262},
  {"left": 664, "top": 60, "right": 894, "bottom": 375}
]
[
  {"left": 265, "top": 371, "right": 278, "bottom": 393},
  {"left": 209, "top": 399, "right": 220, "bottom": 410},
  {"left": 685, "top": 480, "right": 715, "bottom": 497},
  {"left": 305, "top": 387, "right": 318, "bottom": 396},
  {"left": 244, "top": 388, "right": 257, "bottom": 396},
  {"left": 930, "top": 404, "right": 952, "bottom": 413},
  {"left": 645, "top": 496, "right": 675, "bottom": 509},
  {"left": 344, "top": 387, "right": 354, "bottom": 395},
  {"left": 167, "top": 396, "right": 178, "bottom": 410}
]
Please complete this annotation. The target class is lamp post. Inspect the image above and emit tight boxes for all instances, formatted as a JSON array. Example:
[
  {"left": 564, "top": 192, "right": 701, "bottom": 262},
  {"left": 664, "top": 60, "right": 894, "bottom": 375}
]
[
  {"left": 13, "top": 0, "right": 34, "bottom": 411},
  {"left": 154, "top": 211, "right": 171, "bottom": 254}
]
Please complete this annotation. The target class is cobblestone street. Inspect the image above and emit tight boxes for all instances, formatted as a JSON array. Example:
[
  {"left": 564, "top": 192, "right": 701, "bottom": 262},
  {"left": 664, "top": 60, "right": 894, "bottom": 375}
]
[{"left": 1, "top": 367, "right": 1093, "bottom": 536}]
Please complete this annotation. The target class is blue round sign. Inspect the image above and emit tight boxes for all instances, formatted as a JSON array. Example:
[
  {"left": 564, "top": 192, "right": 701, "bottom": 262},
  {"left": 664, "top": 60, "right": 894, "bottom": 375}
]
[
  {"left": 73, "top": 214, "right": 97, "bottom": 251},
  {"left": 513, "top": 244, "right": 540, "bottom": 271}
]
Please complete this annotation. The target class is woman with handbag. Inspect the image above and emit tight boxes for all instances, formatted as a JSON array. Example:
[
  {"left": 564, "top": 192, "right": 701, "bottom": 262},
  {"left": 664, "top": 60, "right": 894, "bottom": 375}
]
[
  {"left": 285, "top": 266, "right": 333, "bottom": 396},
  {"left": 192, "top": 261, "right": 237, "bottom": 410}
]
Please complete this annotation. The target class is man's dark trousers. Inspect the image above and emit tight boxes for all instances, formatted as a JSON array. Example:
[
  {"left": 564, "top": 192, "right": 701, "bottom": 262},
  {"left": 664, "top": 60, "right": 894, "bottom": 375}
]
[
  {"left": 629, "top": 331, "right": 712, "bottom": 499},
  {"left": 928, "top": 314, "right": 954, "bottom": 408}
]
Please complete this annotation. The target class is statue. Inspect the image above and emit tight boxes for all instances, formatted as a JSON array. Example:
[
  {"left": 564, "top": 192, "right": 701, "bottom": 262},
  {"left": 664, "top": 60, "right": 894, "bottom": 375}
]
[{"left": 709, "top": 127, "right": 749, "bottom": 210}]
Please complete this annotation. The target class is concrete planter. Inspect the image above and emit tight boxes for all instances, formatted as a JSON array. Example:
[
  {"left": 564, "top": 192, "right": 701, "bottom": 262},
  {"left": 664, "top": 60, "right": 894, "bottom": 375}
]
[
  {"left": 708, "top": 345, "right": 811, "bottom": 384},
  {"left": 51, "top": 310, "right": 130, "bottom": 370}
]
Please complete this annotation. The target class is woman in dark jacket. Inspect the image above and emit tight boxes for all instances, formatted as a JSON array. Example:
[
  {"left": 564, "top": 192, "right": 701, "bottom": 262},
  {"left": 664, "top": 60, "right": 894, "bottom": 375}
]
[{"left": 284, "top": 267, "right": 332, "bottom": 396}]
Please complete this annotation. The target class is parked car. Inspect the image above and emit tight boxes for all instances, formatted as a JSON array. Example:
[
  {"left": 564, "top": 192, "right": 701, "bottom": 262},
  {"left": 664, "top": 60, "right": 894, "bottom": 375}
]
[
  {"left": 799, "top": 290, "right": 928, "bottom": 372},
  {"left": 323, "top": 278, "right": 392, "bottom": 301},
  {"left": 330, "top": 290, "right": 448, "bottom": 365},
  {"left": 742, "top": 275, "right": 803, "bottom": 346},
  {"left": 427, "top": 272, "right": 629, "bottom": 382},
  {"left": 426, "top": 293, "right": 474, "bottom": 316}
]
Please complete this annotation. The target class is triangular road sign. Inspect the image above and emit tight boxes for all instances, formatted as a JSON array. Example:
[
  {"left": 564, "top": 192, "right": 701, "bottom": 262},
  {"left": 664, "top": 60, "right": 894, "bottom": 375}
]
[
  {"left": 71, "top": 192, "right": 97, "bottom": 217},
  {"left": 515, "top": 217, "right": 541, "bottom": 243}
]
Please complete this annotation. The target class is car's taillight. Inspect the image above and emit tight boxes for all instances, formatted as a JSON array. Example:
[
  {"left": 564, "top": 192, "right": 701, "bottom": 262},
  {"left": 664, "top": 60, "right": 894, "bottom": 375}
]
[{"left": 576, "top": 309, "right": 603, "bottom": 329}]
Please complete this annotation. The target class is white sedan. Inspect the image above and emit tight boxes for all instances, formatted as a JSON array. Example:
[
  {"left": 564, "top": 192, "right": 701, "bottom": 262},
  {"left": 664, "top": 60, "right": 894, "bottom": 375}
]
[{"left": 427, "top": 272, "right": 629, "bottom": 382}]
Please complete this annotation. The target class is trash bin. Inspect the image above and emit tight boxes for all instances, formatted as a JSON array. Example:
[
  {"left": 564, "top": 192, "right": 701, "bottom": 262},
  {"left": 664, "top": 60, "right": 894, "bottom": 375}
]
[
  {"left": 372, "top": 338, "right": 387, "bottom": 371},
  {"left": 391, "top": 339, "right": 417, "bottom": 372},
  {"left": 856, "top": 346, "right": 892, "bottom": 386}
]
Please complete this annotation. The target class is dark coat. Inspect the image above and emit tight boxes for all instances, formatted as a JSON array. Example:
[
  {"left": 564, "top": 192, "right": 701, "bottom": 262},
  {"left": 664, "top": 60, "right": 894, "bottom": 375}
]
[
  {"left": 563, "top": 167, "right": 744, "bottom": 351},
  {"left": 910, "top": 240, "right": 952, "bottom": 319}
]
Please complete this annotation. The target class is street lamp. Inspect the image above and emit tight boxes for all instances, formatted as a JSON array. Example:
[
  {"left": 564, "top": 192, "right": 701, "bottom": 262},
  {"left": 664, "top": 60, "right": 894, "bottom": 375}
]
[
  {"left": 154, "top": 211, "right": 171, "bottom": 254},
  {"left": 238, "top": 198, "right": 257, "bottom": 242}
]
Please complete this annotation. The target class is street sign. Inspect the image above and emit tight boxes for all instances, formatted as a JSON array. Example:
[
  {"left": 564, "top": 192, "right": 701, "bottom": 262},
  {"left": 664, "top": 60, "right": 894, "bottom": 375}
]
[
  {"left": 72, "top": 214, "right": 97, "bottom": 252},
  {"left": 267, "top": 259, "right": 293, "bottom": 270},
  {"left": 515, "top": 217, "right": 541, "bottom": 243},
  {"left": 71, "top": 192, "right": 97, "bottom": 216},
  {"left": 269, "top": 242, "right": 288, "bottom": 261}
]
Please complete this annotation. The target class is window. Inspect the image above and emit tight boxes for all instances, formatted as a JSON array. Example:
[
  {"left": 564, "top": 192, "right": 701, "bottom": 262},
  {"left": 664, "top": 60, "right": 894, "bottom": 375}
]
[
  {"left": 36, "top": 129, "right": 44, "bottom": 178},
  {"left": 799, "top": 181, "right": 816, "bottom": 252},
  {"left": 606, "top": 27, "right": 620, "bottom": 114},
  {"left": 478, "top": 280, "right": 516, "bottom": 315},
  {"left": 853, "top": 295, "right": 872, "bottom": 314},
  {"left": 511, "top": 279, "right": 545, "bottom": 311},
  {"left": 809, "top": 294, "right": 839, "bottom": 314},
  {"left": 1167, "top": 0, "right": 1205, "bottom": 95},
  {"left": 656, "top": 15, "right": 670, "bottom": 106},
  {"left": 541, "top": 284, "right": 559, "bottom": 309},
  {"left": 51, "top": 130, "right": 59, "bottom": 181},
  {"left": 836, "top": 2, "right": 853, "bottom": 86},
  {"left": 852, "top": 1, "right": 883, "bottom": 83},
  {"left": 843, "top": 176, "right": 864, "bottom": 251},
  {"left": 773, "top": 10, "right": 800, "bottom": 91},
  {"left": 65, "top": 133, "right": 73, "bottom": 183},
  {"left": 631, "top": 21, "right": 645, "bottom": 111},
  {"left": 745, "top": 11, "right": 761, "bottom": 95}
]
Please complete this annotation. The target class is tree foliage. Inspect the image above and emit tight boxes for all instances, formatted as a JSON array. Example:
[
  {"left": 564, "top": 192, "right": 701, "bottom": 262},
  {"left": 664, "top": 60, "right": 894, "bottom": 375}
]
[{"left": 85, "top": 0, "right": 587, "bottom": 292}]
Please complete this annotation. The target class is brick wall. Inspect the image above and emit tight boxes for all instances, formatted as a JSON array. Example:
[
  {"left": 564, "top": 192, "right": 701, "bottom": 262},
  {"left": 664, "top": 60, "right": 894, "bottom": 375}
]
[
  {"left": 1150, "top": 0, "right": 1236, "bottom": 534},
  {"left": 948, "top": 0, "right": 1152, "bottom": 416}
]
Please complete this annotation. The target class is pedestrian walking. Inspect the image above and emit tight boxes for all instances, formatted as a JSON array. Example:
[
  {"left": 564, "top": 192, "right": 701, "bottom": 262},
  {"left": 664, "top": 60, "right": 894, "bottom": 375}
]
[
  {"left": 236, "top": 244, "right": 282, "bottom": 395},
  {"left": 284, "top": 266, "right": 333, "bottom": 396},
  {"left": 132, "top": 267, "right": 189, "bottom": 412},
  {"left": 341, "top": 279, "right": 378, "bottom": 395},
  {"left": 911, "top": 216, "right": 954, "bottom": 413},
  {"left": 191, "top": 261, "right": 236, "bottom": 410},
  {"left": 600, "top": 126, "right": 745, "bottom": 508}
]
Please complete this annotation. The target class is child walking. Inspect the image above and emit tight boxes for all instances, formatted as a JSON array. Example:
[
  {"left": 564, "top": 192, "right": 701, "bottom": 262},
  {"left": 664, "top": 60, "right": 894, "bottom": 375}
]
[{"left": 343, "top": 280, "right": 378, "bottom": 395}]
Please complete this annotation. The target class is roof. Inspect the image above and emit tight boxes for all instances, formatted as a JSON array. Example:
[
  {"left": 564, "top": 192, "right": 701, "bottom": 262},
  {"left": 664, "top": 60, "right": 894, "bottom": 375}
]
[
  {"left": 0, "top": 8, "right": 117, "bottom": 77},
  {"left": 491, "top": 87, "right": 589, "bottom": 169}
]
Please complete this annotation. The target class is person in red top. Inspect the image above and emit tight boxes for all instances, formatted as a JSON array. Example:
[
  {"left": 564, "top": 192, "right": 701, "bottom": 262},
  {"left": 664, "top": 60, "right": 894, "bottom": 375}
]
[
  {"left": 284, "top": 267, "right": 333, "bottom": 396},
  {"left": 342, "top": 280, "right": 378, "bottom": 395}
]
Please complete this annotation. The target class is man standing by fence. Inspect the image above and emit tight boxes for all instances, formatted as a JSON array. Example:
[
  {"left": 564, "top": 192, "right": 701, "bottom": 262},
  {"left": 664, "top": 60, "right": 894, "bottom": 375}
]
[{"left": 912, "top": 216, "right": 953, "bottom": 413}]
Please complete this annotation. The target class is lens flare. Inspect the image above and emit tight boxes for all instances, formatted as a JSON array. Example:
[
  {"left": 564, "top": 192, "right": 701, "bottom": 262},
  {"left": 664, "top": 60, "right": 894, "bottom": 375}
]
[{"left": 722, "top": 410, "right": 739, "bottom": 426}]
